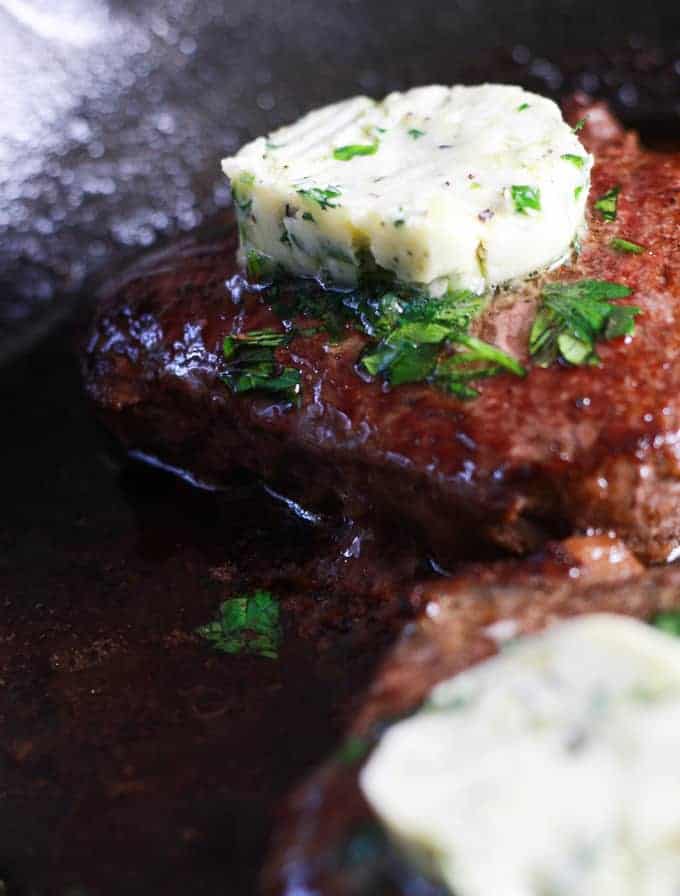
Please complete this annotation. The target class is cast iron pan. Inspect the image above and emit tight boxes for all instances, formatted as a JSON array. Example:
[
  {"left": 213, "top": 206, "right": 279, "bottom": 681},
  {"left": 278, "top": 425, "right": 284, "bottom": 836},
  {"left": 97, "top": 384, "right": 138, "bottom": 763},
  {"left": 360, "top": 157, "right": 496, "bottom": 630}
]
[{"left": 1, "top": 0, "right": 678, "bottom": 892}]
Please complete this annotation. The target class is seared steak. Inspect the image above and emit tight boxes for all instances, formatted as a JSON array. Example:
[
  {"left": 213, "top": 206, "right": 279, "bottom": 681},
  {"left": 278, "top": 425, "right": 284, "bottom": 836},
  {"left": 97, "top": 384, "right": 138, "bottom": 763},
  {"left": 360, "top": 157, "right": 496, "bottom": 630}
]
[
  {"left": 83, "top": 99, "right": 680, "bottom": 562},
  {"left": 262, "top": 544, "right": 680, "bottom": 896}
]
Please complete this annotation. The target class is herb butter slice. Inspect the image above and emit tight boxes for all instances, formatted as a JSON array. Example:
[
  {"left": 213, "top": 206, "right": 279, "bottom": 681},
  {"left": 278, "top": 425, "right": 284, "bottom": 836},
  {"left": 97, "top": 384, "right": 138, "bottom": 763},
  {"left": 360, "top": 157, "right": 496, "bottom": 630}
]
[
  {"left": 222, "top": 84, "right": 591, "bottom": 294},
  {"left": 361, "top": 614, "right": 680, "bottom": 896}
]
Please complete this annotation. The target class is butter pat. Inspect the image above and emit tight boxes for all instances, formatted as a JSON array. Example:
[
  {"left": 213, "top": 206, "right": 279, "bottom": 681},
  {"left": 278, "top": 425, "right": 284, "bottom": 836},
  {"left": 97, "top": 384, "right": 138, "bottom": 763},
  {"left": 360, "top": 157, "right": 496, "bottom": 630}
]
[
  {"left": 222, "top": 84, "right": 591, "bottom": 293},
  {"left": 361, "top": 614, "right": 680, "bottom": 896}
]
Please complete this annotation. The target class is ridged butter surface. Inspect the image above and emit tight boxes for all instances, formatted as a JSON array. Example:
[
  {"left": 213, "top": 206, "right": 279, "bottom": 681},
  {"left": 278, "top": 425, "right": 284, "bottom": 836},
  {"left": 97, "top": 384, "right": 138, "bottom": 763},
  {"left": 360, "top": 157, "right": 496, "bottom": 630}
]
[
  {"left": 222, "top": 84, "right": 591, "bottom": 292},
  {"left": 361, "top": 614, "right": 680, "bottom": 895}
]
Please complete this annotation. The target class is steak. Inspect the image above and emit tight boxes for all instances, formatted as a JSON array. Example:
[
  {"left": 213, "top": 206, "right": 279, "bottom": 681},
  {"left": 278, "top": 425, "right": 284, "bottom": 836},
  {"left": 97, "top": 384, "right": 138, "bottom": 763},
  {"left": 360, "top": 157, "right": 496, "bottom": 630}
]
[
  {"left": 262, "top": 542, "right": 680, "bottom": 896},
  {"left": 83, "top": 98, "right": 680, "bottom": 562}
]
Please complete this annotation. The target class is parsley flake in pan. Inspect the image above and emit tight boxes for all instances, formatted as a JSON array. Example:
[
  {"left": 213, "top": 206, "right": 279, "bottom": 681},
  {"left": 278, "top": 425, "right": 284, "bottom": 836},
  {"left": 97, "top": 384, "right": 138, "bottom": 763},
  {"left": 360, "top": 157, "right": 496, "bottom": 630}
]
[{"left": 197, "top": 591, "right": 281, "bottom": 659}]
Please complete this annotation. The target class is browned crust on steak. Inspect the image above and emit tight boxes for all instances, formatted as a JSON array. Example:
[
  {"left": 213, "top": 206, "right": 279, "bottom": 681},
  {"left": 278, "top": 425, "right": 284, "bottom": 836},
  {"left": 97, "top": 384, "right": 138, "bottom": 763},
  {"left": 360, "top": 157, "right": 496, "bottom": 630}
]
[
  {"left": 83, "top": 100, "right": 680, "bottom": 562},
  {"left": 262, "top": 549, "right": 680, "bottom": 896}
]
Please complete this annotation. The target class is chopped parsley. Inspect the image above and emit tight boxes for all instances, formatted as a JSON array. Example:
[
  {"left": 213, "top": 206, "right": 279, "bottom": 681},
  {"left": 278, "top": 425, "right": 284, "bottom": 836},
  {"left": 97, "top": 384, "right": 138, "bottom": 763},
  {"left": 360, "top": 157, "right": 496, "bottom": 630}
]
[
  {"left": 610, "top": 237, "right": 644, "bottom": 254},
  {"left": 301, "top": 211, "right": 315, "bottom": 222},
  {"left": 594, "top": 186, "right": 621, "bottom": 221},
  {"left": 517, "top": 102, "right": 530, "bottom": 112},
  {"left": 258, "top": 268, "right": 524, "bottom": 400},
  {"left": 574, "top": 185, "right": 584, "bottom": 200},
  {"left": 561, "top": 153, "right": 586, "bottom": 169},
  {"left": 246, "top": 249, "right": 271, "bottom": 280},
  {"left": 511, "top": 185, "right": 541, "bottom": 215},
  {"left": 296, "top": 185, "right": 342, "bottom": 210},
  {"left": 333, "top": 142, "right": 379, "bottom": 161},
  {"left": 222, "top": 329, "right": 301, "bottom": 403},
  {"left": 335, "top": 735, "right": 371, "bottom": 765},
  {"left": 197, "top": 590, "right": 281, "bottom": 659},
  {"left": 359, "top": 288, "right": 525, "bottom": 397},
  {"left": 651, "top": 611, "right": 680, "bottom": 638},
  {"left": 572, "top": 117, "right": 586, "bottom": 133},
  {"left": 431, "top": 334, "right": 525, "bottom": 400},
  {"left": 529, "top": 279, "right": 640, "bottom": 367},
  {"left": 231, "top": 262, "right": 638, "bottom": 406},
  {"left": 408, "top": 128, "right": 426, "bottom": 139},
  {"left": 232, "top": 172, "right": 255, "bottom": 238},
  {"left": 234, "top": 171, "right": 254, "bottom": 189},
  {"left": 270, "top": 283, "right": 353, "bottom": 343},
  {"left": 233, "top": 191, "right": 253, "bottom": 215},
  {"left": 393, "top": 219, "right": 405, "bottom": 227}
]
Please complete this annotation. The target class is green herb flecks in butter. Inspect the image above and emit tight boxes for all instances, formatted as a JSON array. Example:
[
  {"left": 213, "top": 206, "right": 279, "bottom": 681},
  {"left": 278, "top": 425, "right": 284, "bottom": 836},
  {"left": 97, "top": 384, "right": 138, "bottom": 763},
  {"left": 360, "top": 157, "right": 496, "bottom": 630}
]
[
  {"left": 245, "top": 249, "right": 275, "bottom": 280},
  {"left": 296, "top": 185, "right": 341, "bottom": 210},
  {"left": 333, "top": 142, "right": 379, "bottom": 161},
  {"left": 361, "top": 614, "right": 680, "bottom": 896},
  {"left": 223, "top": 85, "right": 592, "bottom": 293},
  {"left": 511, "top": 185, "right": 541, "bottom": 215},
  {"left": 561, "top": 153, "right": 586, "bottom": 169}
]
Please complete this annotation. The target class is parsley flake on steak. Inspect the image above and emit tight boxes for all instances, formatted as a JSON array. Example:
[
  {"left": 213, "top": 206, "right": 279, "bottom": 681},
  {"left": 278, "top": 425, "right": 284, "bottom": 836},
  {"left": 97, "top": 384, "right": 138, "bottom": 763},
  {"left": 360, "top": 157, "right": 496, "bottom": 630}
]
[
  {"left": 594, "top": 185, "right": 621, "bottom": 221},
  {"left": 221, "top": 329, "right": 301, "bottom": 403},
  {"left": 529, "top": 279, "right": 640, "bottom": 367}
]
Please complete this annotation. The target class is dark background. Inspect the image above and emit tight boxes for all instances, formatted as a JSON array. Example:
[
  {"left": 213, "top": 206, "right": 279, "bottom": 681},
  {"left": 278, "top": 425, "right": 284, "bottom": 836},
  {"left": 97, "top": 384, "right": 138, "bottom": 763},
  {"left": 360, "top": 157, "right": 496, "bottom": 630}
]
[{"left": 0, "top": 1, "right": 678, "bottom": 893}]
